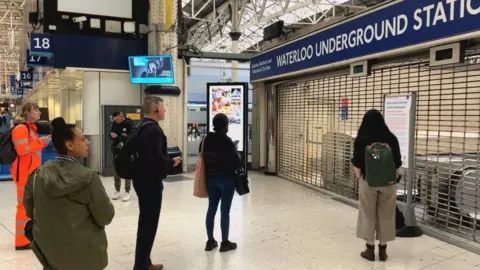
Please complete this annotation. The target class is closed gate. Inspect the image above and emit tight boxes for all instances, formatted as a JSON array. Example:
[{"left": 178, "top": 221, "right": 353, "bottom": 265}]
[{"left": 276, "top": 50, "right": 480, "bottom": 247}]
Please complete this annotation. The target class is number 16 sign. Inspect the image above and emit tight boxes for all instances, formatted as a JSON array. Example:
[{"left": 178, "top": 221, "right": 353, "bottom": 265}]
[{"left": 29, "top": 33, "right": 53, "bottom": 56}]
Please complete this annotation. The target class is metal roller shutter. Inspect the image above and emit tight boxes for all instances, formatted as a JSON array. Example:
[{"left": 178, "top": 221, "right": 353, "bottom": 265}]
[{"left": 276, "top": 50, "right": 480, "bottom": 245}]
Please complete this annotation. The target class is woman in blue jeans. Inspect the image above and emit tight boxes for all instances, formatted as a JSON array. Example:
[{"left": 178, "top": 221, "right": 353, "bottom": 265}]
[{"left": 199, "top": 113, "right": 242, "bottom": 252}]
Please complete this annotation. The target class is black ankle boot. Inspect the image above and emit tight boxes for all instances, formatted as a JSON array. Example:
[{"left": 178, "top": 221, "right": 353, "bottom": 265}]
[
  {"left": 378, "top": 244, "right": 388, "bottom": 261},
  {"left": 205, "top": 239, "right": 218, "bottom": 251},
  {"left": 360, "top": 244, "right": 375, "bottom": 261},
  {"left": 220, "top": 241, "right": 237, "bottom": 252}
]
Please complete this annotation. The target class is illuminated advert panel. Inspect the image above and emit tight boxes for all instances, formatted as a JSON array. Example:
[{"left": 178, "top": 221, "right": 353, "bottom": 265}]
[{"left": 207, "top": 82, "right": 249, "bottom": 153}]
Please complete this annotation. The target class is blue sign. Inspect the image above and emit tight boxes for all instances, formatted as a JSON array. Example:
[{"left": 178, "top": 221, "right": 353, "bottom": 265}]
[
  {"left": 19, "top": 81, "right": 32, "bottom": 89},
  {"left": 251, "top": 0, "right": 480, "bottom": 81},
  {"left": 16, "top": 88, "right": 23, "bottom": 96},
  {"left": 10, "top": 75, "right": 16, "bottom": 95},
  {"left": 27, "top": 50, "right": 54, "bottom": 67},
  {"left": 30, "top": 33, "right": 54, "bottom": 56},
  {"left": 340, "top": 107, "right": 348, "bottom": 120},
  {"left": 20, "top": 70, "right": 33, "bottom": 82}
]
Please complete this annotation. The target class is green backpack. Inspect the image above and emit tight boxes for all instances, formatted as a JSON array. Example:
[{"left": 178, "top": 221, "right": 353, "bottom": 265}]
[{"left": 364, "top": 143, "right": 397, "bottom": 187}]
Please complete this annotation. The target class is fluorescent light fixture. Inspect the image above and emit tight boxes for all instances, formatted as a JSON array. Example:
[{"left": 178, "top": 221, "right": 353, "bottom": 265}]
[{"left": 124, "top": 21, "right": 135, "bottom": 33}]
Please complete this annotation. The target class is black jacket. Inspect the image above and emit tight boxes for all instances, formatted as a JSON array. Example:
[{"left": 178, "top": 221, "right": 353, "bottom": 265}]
[
  {"left": 351, "top": 132, "right": 402, "bottom": 179},
  {"left": 109, "top": 118, "right": 134, "bottom": 154},
  {"left": 137, "top": 118, "right": 173, "bottom": 181},
  {"left": 199, "top": 132, "right": 242, "bottom": 177}
]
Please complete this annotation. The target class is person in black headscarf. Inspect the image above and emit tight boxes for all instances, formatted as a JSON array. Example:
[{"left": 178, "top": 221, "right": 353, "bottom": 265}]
[{"left": 199, "top": 113, "right": 242, "bottom": 253}]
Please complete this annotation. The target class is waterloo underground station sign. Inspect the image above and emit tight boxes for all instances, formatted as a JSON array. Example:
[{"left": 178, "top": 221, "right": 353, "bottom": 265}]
[{"left": 250, "top": 0, "right": 480, "bottom": 82}]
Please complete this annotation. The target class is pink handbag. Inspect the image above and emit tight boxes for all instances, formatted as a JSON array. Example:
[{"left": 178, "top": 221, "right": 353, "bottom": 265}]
[{"left": 193, "top": 138, "right": 208, "bottom": 198}]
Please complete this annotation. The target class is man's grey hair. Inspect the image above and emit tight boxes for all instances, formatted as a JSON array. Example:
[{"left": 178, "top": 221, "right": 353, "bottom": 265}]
[{"left": 143, "top": 96, "right": 164, "bottom": 114}]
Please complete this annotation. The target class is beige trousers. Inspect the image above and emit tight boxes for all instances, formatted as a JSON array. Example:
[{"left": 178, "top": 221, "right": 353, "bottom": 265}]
[{"left": 356, "top": 179, "right": 397, "bottom": 243}]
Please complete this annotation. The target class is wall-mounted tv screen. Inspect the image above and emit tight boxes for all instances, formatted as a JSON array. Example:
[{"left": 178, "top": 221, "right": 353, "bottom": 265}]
[{"left": 128, "top": 56, "right": 174, "bottom": 84}]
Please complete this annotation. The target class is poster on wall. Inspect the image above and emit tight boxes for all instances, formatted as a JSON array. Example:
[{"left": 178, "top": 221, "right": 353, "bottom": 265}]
[
  {"left": 384, "top": 94, "right": 416, "bottom": 169},
  {"left": 207, "top": 82, "right": 248, "bottom": 154}
]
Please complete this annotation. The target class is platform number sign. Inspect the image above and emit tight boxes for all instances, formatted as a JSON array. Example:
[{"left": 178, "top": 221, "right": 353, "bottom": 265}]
[
  {"left": 21, "top": 71, "right": 33, "bottom": 82},
  {"left": 30, "top": 33, "right": 53, "bottom": 56},
  {"left": 26, "top": 50, "right": 54, "bottom": 67}
]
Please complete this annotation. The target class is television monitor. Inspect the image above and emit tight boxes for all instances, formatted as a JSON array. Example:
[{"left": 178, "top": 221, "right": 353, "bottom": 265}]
[{"left": 128, "top": 56, "right": 174, "bottom": 84}]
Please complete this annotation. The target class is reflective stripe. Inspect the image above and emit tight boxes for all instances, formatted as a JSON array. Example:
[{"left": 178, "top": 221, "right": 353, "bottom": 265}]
[
  {"left": 17, "top": 197, "right": 23, "bottom": 203},
  {"left": 33, "top": 151, "right": 40, "bottom": 157},
  {"left": 17, "top": 187, "right": 24, "bottom": 191},
  {"left": 13, "top": 138, "right": 28, "bottom": 145},
  {"left": 16, "top": 229, "right": 25, "bottom": 234},
  {"left": 24, "top": 146, "right": 30, "bottom": 155},
  {"left": 16, "top": 220, "right": 28, "bottom": 225}
]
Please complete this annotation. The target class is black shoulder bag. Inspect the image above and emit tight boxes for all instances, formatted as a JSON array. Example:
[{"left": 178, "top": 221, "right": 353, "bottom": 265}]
[{"left": 234, "top": 167, "right": 250, "bottom": 196}]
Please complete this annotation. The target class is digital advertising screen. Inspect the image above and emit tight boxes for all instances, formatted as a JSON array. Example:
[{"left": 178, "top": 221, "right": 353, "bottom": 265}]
[
  {"left": 128, "top": 56, "right": 174, "bottom": 84},
  {"left": 207, "top": 83, "right": 248, "bottom": 152}
]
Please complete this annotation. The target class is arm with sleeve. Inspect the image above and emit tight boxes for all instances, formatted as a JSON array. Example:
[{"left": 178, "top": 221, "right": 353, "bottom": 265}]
[
  {"left": 12, "top": 125, "right": 45, "bottom": 156},
  {"left": 226, "top": 138, "right": 242, "bottom": 170},
  {"left": 145, "top": 126, "right": 174, "bottom": 170},
  {"left": 88, "top": 173, "right": 115, "bottom": 227},
  {"left": 23, "top": 169, "right": 37, "bottom": 219},
  {"left": 109, "top": 122, "right": 115, "bottom": 140},
  {"left": 391, "top": 135, "right": 403, "bottom": 169}
]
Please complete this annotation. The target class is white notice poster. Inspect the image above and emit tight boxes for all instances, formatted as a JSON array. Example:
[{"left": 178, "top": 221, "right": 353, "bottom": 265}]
[{"left": 384, "top": 95, "right": 413, "bottom": 169}]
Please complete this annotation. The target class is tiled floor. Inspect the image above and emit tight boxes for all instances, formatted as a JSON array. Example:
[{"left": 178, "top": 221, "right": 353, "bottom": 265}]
[{"left": 1, "top": 172, "right": 480, "bottom": 269}]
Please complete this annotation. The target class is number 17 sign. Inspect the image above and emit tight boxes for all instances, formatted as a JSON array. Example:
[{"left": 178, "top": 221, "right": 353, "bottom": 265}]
[{"left": 29, "top": 33, "right": 53, "bottom": 56}]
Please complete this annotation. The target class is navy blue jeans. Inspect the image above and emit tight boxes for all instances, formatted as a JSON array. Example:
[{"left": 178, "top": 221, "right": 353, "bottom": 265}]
[{"left": 206, "top": 175, "right": 235, "bottom": 242}]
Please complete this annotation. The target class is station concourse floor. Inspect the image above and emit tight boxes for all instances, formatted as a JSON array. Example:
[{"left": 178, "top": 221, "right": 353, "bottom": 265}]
[{"left": 1, "top": 172, "right": 480, "bottom": 270}]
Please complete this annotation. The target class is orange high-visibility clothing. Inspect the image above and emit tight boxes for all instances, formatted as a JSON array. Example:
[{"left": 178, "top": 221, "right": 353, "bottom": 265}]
[{"left": 10, "top": 122, "right": 46, "bottom": 248}]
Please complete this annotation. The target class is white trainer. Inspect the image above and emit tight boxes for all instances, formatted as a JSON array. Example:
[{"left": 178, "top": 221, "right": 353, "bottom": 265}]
[
  {"left": 122, "top": 192, "right": 131, "bottom": 202},
  {"left": 112, "top": 191, "right": 122, "bottom": 200}
]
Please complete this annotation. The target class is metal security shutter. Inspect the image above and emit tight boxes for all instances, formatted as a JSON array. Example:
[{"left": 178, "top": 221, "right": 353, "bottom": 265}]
[{"left": 276, "top": 50, "right": 480, "bottom": 246}]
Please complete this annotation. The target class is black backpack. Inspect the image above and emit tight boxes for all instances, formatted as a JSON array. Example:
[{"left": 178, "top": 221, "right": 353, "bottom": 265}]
[
  {"left": 114, "top": 121, "right": 155, "bottom": 179},
  {"left": 0, "top": 123, "right": 29, "bottom": 164}
]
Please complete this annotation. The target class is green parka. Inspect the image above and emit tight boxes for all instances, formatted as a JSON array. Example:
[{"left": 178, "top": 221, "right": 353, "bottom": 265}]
[{"left": 23, "top": 159, "right": 115, "bottom": 270}]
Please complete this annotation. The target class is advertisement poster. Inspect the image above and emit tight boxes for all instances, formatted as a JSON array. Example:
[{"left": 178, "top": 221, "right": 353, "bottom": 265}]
[
  {"left": 208, "top": 84, "right": 245, "bottom": 151},
  {"left": 384, "top": 95, "right": 413, "bottom": 169}
]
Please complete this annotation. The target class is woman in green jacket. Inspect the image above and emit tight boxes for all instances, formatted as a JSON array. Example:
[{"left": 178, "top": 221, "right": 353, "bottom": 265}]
[{"left": 23, "top": 117, "right": 115, "bottom": 270}]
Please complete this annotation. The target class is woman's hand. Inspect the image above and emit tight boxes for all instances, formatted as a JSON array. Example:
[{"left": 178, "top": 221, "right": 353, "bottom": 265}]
[{"left": 40, "top": 135, "right": 51, "bottom": 145}]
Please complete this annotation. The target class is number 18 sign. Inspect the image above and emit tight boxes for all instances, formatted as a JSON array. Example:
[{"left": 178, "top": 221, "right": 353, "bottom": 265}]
[{"left": 30, "top": 33, "right": 53, "bottom": 56}]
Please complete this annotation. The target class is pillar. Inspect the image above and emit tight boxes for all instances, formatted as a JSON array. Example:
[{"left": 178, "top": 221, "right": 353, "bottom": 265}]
[
  {"left": 48, "top": 94, "right": 55, "bottom": 120},
  {"left": 148, "top": 0, "right": 186, "bottom": 160},
  {"left": 230, "top": 0, "right": 241, "bottom": 82}
]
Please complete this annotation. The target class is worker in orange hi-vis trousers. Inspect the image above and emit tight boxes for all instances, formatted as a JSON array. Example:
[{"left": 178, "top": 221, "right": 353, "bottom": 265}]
[{"left": 11, "top": 103, "right": 50, "bottom": 250}]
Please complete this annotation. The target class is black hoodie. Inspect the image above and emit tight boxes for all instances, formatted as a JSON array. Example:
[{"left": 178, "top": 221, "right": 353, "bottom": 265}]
[{"left": 199, "top": 132, "right": 242, "bottom": 177}]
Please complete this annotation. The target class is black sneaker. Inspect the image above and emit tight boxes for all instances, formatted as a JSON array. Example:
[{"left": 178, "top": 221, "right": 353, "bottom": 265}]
[
  {"left": 220, "top": 241, "right": 237, "bottom": 252},
  {"left": 205, "top": 240, "right": 218, "bottom": 251},
  {"left": 15, "top": 244, "right": 32, "bottom": 251}
]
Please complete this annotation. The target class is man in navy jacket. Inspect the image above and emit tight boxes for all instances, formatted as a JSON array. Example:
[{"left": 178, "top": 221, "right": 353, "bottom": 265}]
[{"left": 133, "top": 96, "right": 181, "bottom": 270}]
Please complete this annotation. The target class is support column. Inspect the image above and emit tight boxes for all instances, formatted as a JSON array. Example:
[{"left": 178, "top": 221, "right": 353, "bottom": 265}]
[
  {"left": 48, "top": 94, "right": 55, "bottom": 120},
  {"left": 148, "top": 0, "right": 186, "bottom": 170},
  {"left": 229, "top": 0, "right": 241, "bottom": 82}
]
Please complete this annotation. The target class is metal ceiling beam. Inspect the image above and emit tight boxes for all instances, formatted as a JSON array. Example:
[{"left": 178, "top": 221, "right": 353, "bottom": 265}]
[
  {"left": 181, "top": 50, "right": 252, "bottom": 61},
  {"left": 187, "top": 0, "right": 232, "bottom": 32}
]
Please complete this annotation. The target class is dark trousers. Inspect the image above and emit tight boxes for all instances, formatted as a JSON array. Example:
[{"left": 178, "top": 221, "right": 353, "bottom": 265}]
[
  {"left": 206, "top": 175, "right": 235, "bottom": 242},
  {"left": 132, "top": 178, "right": 163, "bottom": 270},
  {"left": 396, "top": 204, "right": 406, "bottom": 230}
]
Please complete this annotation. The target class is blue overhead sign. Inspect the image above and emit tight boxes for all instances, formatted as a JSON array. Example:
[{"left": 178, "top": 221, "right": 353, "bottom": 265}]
[
  {"left": 27, "top": 50, "right": 54, "bottom": 67},
  {"left": 30, "top": 33, "right": 54, "bottom": 56},
  {"left": 20, "top": 70, "right": 33, "bottom": 82},
  {"left": 251, "top": 0, "right": 480, "bottom": 81},
  {"left": 9, "top": 75, "right": 16, "bottom": 95}
]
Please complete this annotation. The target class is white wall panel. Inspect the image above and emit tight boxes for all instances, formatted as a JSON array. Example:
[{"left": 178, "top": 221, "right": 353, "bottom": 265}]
[
  {"left": 83, "top": 72, "right": 100, "bottom": 136},
  {"left": 57, "top": 0, "right": 132, "bottom": 19},
  {"left": 99, "top": 72, "right": 142, "bottom": 106}
]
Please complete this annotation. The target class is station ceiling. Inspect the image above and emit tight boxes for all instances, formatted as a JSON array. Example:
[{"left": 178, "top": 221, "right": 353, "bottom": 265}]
[
  {"left": 180, "top": 0, "right": 386, "bottom": 53},
  {"left": 0, "top": 0, "right": 24, "bottom": 85}
]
